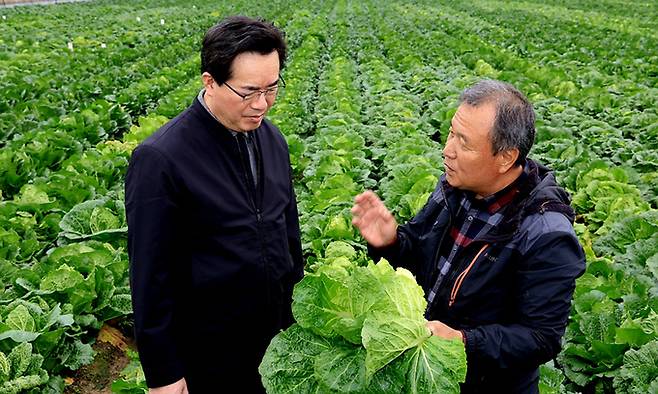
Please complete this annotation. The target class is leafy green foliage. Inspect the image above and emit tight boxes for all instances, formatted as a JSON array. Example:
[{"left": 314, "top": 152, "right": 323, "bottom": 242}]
[
  {"left": 262, "top": 257, "right": 466, "bottom": 393},
  {"left": 58, "top": 192, "right": 127, "bottom": 243},
  {"left": 539, "top": 362, "right": 568, "bottom": 394},
  {"left": 559, "top": 211, "right": 658, "bottom": 391},
  {"left": 612, "top": 340, "right": 658, "bottom": 394},
  {"left": 403, "top": 336, "right": 467, "bottom": 394},
  {"left": 2, "top": 0, "right": 657, "bottom": 392},
  {"left": 259, "top": 324, "right": 331, "bottom": 393},
  {"left": 0, "top": 342, "right": 49, "bottom": 393},
  {"left": 110, "top": 349, "right": 148, "bottom": 393}
]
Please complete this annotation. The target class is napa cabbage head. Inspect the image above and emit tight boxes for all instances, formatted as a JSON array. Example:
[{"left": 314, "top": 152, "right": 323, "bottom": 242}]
[{"left": 263, "top": 258, "right": 467, "bottom": 393}]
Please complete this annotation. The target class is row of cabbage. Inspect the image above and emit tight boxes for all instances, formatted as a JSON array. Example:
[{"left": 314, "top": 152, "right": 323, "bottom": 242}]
[
  {"left": 1, "top": 0, "right": 656, "bottom": 392},
  {"left": 260, "top": 3, "right": 467, "bottom": 391},
  {"left": 0, "top": 0, "right": 229, "bottom": 200},
  {"left": 0, "top": 1, "right": 315, "bottom": 392},
  {"left": 360, "top": 2, "right": 657, "bottom": 393}
]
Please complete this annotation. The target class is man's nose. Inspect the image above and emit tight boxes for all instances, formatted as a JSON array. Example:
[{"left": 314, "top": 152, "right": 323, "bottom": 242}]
[
  {"left": 250, "top": 93, "right": 268, "bottom": 110},
  {"left": 443, "top": 138, "right": 456, "bottom": 159}
]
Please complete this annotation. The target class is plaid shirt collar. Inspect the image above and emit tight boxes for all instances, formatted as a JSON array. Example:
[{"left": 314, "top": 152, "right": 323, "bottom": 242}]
[
  {"left": 462, "top": 166, "right": 528, "bottom": 214},
  {"left": 427, "top": 163, "right": 529, "bottom": 305},
  {"left": 451, "top": 164, "right": 528, "bottom": 247}
]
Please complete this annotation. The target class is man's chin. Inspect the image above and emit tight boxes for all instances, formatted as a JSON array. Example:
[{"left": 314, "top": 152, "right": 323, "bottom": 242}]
[
  {"left": 242, "top": 114, "right": 264, "bottom": 128},
  {"left": 444, "top": 172, "right": 457, "bottom": 185},
  {"left": 239, "top": 121, "right": 262, "bottom": 132}
]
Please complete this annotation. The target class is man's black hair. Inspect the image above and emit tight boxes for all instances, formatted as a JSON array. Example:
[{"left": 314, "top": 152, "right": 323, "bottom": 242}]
[
  {"left": 201, "top": 16, "right": 287, "bottom": 83},
  {"left": 460, "top": 79, "right": 536, "bottom": 165}
]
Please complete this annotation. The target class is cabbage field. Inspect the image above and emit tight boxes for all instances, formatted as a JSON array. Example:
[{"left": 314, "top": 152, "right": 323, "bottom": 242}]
[{"left": 1, "top": 0, "right": 657, "bottom": 392}]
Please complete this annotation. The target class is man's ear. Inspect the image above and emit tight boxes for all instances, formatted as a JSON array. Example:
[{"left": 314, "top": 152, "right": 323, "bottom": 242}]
[
  {"left": 497, "top": 148, "right": 520, "bottom": 173},
  {"left": 202, "top": 72, "right": 214, "bottom": 90}
]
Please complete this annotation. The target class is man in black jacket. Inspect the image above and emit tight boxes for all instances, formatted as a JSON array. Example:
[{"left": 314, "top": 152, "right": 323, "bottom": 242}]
[
  {"left": 352, "top": 80, "right": 585, "bottom": 393},
  {"left": 125, "top": 16, "right": 303, "bottom": 394}
]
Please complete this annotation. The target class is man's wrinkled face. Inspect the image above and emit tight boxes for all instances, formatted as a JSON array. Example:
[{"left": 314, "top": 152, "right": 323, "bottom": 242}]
[
  {"left": 203, "top": 50, "right": 280, "bottom": 132},
  {"left": 442, "top": 101, "right": 504, "bottom": 198}
]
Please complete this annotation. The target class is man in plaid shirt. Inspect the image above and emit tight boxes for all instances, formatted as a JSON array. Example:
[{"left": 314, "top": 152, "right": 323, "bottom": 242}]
[{"left": 352, "top": 80, "right": 585, "bottom": 393}]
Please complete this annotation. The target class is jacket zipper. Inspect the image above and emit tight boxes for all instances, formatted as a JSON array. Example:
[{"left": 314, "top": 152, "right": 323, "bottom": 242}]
[
  {"left": 236, "top": 134, "right": 271, "bottom": 298},
  {"left": 235, "top": 135, "right": 262, "bottom": 222},
  {"left": 448, "top": 243, "right": 489, "bottom": 307}
]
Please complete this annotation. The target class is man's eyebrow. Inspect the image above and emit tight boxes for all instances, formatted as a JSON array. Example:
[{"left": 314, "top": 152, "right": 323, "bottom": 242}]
[
  {"left": 449, "top": 124, "right": 469, "bottom": 143},
  {"left": 242, "top": 78, "right": 280, "bottom": 90}
]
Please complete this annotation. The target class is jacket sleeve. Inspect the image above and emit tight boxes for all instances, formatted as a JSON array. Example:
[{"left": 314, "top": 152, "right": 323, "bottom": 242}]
[
  {"left": 462, "top": 231, "right": 585, "bottom": 369},
  {"left": 125, "top": 145, "right": 185, "bottom": 388},
  {"left": 286, "top": 175, "right": 304, "bottom": 284},
  {"left": 280, "top": 164, "right": 304, "bottom": 327},
  {"left": 367, "top": 196, "right": 441, "bottom": 274}
]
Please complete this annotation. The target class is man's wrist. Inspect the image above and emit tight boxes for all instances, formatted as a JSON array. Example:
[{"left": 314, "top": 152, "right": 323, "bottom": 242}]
[
  {"left": 380, "top": 224, "right": 399, "bottom": 248},
  {"left": 385, "top": 228, "right": 398, "bottom": 247}
]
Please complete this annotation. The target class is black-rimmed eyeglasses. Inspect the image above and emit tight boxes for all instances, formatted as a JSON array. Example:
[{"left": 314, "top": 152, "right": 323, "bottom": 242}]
[{"left": 222, "top": 75, "right": 285, "bottom": 102}]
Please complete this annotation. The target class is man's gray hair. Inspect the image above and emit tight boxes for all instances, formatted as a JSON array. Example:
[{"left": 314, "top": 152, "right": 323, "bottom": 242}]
[{"left": 459, "top": 80, "right": 535, "bottom": 165}]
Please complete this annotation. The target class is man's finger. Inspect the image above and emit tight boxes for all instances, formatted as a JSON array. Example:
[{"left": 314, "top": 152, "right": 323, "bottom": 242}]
[
  {"left": 352, "top": 216, "right": 362, "bottom": 227},
  {"left": 378, "top": 205, "right": 390, "bottom": 218},
  {"left": 357, "top": 190, "right": 380, "bottom": 206},
  {"left": 354, "top": 191, "right": 371, "bottom": 203}
]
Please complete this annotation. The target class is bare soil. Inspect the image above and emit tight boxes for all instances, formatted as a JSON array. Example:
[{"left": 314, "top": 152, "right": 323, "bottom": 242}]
[{"left": 64, "top": 324, "right": 135, "bottom": 394}]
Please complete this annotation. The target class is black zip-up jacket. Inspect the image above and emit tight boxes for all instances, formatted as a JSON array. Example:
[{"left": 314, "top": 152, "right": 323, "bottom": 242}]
[
  {"left": 125, "top": 97, "right": 303, "bottom": 393},
  {"left": 370, "top": 159, "right": 585, "bottom": 393}
]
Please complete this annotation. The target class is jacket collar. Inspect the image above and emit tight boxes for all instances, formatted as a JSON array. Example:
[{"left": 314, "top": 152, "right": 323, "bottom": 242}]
[{"left": 439, "top": 158, "right": 575, "bottom": 242}]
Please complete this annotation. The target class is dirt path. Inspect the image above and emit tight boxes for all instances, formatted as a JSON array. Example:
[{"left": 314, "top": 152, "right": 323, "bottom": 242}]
[{"left": 64, "top": 325, "right": 134, "bottom": 394}]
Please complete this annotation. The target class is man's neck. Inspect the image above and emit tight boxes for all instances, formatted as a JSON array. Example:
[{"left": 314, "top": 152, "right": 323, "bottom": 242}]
[
  {"left": 201, "top": 90, "right": 238, "bottom": 132},
  {"left": 475, "top": 165, "right": 524, "bottom": 199}
]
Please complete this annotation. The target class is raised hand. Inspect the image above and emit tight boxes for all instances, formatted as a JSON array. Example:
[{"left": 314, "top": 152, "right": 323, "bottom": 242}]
[{"left": 351, "top": 190, "right": 398, "bottom": 248}]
